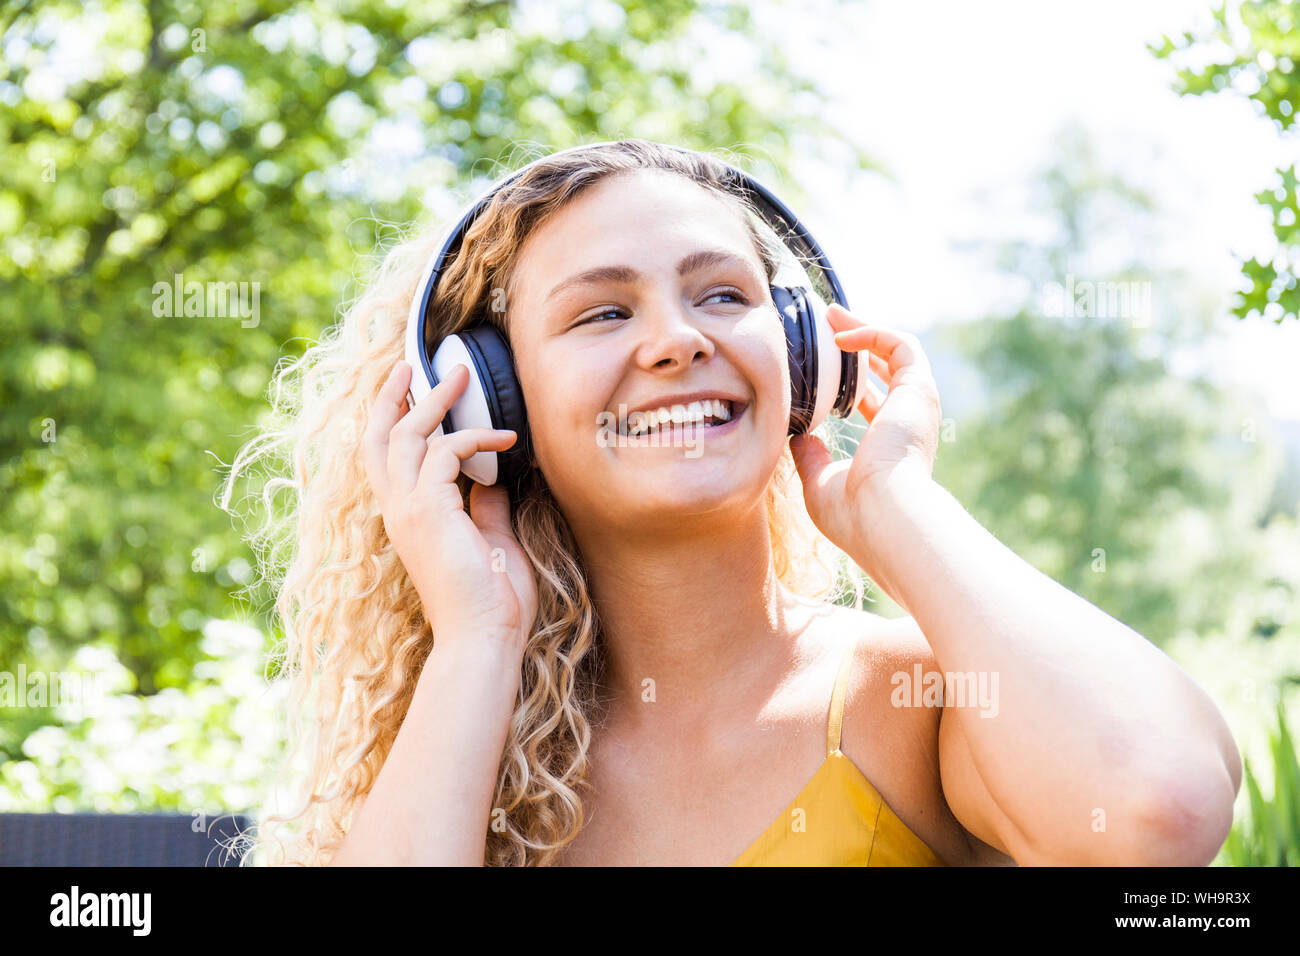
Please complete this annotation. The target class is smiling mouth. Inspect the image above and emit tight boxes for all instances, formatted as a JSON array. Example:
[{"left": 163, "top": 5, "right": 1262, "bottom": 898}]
[{"left": 615, "top": 399, "right": 747, "bottom": 438}]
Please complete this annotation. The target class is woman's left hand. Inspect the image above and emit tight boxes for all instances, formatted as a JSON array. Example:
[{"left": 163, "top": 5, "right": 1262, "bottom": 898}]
[{"left": 789, "top": 303, "right": 943, "bottom": 558}]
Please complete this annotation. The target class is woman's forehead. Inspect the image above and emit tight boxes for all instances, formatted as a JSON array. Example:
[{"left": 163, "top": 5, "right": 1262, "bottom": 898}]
[{"left": 508, "top": 170, "right": 759, "bottom": 302}]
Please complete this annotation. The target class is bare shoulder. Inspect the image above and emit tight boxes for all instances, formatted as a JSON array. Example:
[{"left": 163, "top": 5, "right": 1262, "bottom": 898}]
[{"left": 831, "top": 605, "right": 1018, "bottom": 866}]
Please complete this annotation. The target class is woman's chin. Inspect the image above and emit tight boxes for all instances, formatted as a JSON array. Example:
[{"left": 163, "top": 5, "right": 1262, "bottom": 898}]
[{"left": 605, "top": 459, "right": 762, "bottom": 515}]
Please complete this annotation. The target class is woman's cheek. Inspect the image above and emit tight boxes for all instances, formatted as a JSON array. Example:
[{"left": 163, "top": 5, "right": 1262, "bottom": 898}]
[
  {"left": 530, "top": 395, "right": 605, "bottom": 480},
  {"left": 732, "top": 337, "right": 791, "bottom": 433}
]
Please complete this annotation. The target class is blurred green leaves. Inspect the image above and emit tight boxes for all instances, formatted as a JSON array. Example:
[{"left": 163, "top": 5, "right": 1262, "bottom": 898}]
[
  {"left": 0, "top": 620, "right": 284, "bottom": 815},
  {"left": 933, "top": 125, "right": 1284, "bottom": 649},
  {"left": 1220, "top": 700, "right": 1300, "bottom": 865},
  {"left": 930, "top": 120, "right": 1300, "bottom": 864},
  {"left": 1151, "top": 0, "right": 1300, "bottom": 324}
]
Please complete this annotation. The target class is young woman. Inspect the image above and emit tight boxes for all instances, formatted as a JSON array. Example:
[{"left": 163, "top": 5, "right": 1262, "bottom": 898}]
[{"left": 224, "top": 139, "right": 1241, "bottom": 866}]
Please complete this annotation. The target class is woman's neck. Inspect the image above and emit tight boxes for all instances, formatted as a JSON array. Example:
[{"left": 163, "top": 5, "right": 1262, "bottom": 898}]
[{"left": 570, "top": 500, "right": 813, "bottom": 741}]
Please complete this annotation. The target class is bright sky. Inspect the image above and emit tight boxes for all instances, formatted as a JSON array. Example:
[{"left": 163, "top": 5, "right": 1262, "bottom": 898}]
[{"left": 770, "top": 0, "right": 1300, "bottom": 422}]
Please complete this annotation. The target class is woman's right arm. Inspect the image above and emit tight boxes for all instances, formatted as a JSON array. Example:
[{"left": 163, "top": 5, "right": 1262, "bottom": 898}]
[
  {"left": 329, "top": 631, "right": 523, "bottom": 866},
  {"left": 330, "top": 359, "right": 537, "bottom": 866}
]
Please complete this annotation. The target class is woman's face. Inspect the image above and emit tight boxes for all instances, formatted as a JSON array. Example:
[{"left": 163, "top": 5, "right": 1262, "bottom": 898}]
[{"left": 506, "top": 168, "right": 791, "bottom": 528}]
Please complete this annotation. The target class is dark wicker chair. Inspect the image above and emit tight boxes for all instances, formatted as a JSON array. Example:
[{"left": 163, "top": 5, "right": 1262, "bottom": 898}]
[{"left": 0, "top": 812, "right": 253, "bottom": 866}]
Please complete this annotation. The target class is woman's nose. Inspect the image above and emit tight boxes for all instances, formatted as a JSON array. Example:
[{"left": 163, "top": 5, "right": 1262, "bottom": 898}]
[{"left": 633, "top": 296, "right": 715, "bottom": 370}]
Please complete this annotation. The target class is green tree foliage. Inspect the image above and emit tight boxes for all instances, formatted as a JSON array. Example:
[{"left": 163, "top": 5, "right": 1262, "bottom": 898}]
[
  {"left": 1221, "top": 699, "right": 1300, "bottom": 865},
  {"left": 0, "top": 619, "right": 283, "bottom": 818},
  {"left": 931, "top": 122, "right": 1300, "bottom": 863},
  {"left": 932, "top": 125, "right": 1285, "bottom": 648},
  {"left": 1151, "top": 0, "right": 1300, "bottom": 324},
  {"left": 0, "top": 0, "right": 868, "bottom": 768}
]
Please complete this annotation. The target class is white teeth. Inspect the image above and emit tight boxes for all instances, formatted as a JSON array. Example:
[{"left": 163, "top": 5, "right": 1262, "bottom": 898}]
[{"left": 624, "top": 399, "right": 735, "bottom": 437}]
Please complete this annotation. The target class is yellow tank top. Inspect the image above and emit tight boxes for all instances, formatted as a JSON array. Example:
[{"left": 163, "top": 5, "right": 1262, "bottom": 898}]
[{"left": 731, "top": 635, "right": 947, "bottom": 866}]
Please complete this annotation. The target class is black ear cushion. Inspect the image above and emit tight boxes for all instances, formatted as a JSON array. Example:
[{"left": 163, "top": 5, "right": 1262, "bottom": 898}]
[
  {"left": 771, "top": 285, "right": 818, "bottom": 435},
  {"left": 457, "top": 324, "right": 532, "bottom": 488}
]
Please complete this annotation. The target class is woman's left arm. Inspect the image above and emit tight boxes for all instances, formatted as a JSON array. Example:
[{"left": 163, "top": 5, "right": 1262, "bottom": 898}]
[{"left": 791, "top": 304, "right": 1242, "bottom": 866}]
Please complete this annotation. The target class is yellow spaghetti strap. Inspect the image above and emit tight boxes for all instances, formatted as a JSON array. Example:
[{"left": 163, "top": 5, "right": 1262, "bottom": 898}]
[{"left": 827, "top": 637, "right": 859, "bottom": 756}]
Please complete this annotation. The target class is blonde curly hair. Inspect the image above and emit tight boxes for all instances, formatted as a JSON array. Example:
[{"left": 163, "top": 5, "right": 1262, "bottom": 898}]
[{"left": 219, "top": 138, "right": 865, "bottom": 866}]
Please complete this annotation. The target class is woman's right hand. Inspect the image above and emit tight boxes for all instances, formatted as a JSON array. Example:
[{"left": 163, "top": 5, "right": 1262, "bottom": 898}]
[{"left": 362, "top": 359, "right": 538, "bottom": 650}]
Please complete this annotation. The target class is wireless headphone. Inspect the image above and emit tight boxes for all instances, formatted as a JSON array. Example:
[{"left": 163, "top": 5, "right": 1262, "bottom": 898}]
[{"left": 404, "top": 140, "right": 870, "bottom": 492}]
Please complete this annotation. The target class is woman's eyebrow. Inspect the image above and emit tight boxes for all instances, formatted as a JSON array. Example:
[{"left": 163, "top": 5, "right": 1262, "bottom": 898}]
[{"left": 545, "top": 248, "right": 762, "bottom": 303}]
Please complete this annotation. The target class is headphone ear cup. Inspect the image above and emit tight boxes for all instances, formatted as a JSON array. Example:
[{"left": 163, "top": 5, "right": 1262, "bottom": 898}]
[
  {"left": 773, "top": 283, "right": 858, "bottom": 435},
  {"left": 803, "top": 284, "right": 860, "bottom": 428},
  {"left": 429, "top": 326, "right": 531, "bottom": 487},
  {"left": 771, "top": 284, "right": 817, "bottom": 436},
  {"left": 453, "top": 325, "right": 531, "bottom": 488}
]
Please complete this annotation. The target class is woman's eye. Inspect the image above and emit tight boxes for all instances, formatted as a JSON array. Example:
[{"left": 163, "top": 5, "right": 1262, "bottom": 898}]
[
  {"left": 576, "top": 307, "right": 627, "bottom": 326},
  {"left": 701, "top": 287, "right": 748, "bottom": 306}
]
